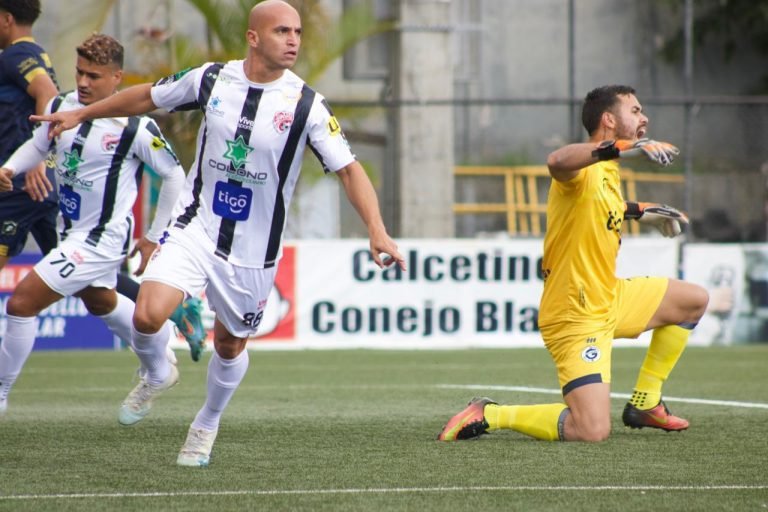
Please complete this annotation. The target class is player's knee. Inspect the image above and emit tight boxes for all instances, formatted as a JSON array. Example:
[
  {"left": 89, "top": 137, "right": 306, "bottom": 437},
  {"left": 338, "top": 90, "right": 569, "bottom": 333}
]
[
  {"left": 214, "top": 338, "right": 247, "bottom": 360},
  {"left": 579, "top": 422, "right": 611, "bottom": 442},
  {"left": 6, "top": 293, "right": 38, "bottom": 317},
  {"left": 132, "top": 307, "right": 165, "bottom": 334},
  {"left": 689, "top": 284, "right": 709, "bottom": 321},
  {"left": 569, "top": 415, "right": 611, "bottom": 442}
]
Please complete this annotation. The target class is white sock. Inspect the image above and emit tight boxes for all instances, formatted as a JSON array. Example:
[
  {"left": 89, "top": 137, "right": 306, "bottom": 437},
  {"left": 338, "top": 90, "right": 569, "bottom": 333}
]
[
  {"left": 131, "top": 323, "right": 172, "bottom": 386},
  {"left": 0, "top": 315, "right": 38, "bottom": 401},
  {"left": 192, "top": 350, "right": 249, "bottom": 431},
  {"left": 98, "top": 294, "right": 135, "bottom": 346}
]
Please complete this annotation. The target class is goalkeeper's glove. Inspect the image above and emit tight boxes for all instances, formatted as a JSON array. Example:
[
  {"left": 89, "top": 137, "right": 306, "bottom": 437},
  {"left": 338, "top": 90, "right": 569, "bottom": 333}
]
[
  {"left": 624, "top": 201, "right": 689, "bottom": 238},
  {"left": 593, "top": 139, "right": 679, "bottom": 166}
]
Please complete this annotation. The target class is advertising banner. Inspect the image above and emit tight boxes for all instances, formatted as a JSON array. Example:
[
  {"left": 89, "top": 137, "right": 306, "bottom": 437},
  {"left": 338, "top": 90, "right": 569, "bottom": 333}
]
[
  {"left": 0, "top": 254, "right": 116, "bottom": 350},
  {"left": 242, "top": 237, "right": 680, "bottom": 349},
  {"left": 684, "top": 243, "right": 768, "bottom": 345}
]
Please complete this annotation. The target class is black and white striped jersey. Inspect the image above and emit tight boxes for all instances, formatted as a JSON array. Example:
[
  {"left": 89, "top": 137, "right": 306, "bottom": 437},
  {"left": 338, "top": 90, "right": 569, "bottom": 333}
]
[
  {"left": 15, "top": 91, "right": 182, "bottom": 258},
  {"left": 151, "top": 61, "right": 355, "bottom": 268}
]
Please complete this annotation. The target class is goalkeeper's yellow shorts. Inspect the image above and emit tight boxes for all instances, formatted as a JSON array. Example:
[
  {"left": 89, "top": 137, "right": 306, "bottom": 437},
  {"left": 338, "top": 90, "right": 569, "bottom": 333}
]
[{"left": 540, "top": 276, "right": 669, "bottom": 394}]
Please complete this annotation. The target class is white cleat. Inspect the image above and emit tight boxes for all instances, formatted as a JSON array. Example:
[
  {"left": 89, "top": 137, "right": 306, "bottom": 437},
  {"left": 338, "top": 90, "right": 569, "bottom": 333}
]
[
  {"left": 118, "top": 364, "right": 179, "bottom": 426},
  {"left": 0, "top": 398, "right": 7, "bottom": 417},
  {"left": 177, "top": 426, "right": 218, "bottom": 468}
]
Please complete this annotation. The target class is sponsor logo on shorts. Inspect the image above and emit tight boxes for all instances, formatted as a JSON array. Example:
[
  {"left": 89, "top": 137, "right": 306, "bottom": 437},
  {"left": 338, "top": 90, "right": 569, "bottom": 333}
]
[{"left": 581, "top": 346, "right": 601, "bottom": 363}]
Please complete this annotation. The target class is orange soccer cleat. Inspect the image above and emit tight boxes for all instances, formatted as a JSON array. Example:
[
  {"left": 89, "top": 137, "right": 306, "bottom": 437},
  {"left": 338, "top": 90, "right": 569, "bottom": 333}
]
[
  {"left": 622, "top": 400, "right": 689, "bottom": 432},
  {"left": 437, "top": 397, "right": 496, "bottom": 441}
]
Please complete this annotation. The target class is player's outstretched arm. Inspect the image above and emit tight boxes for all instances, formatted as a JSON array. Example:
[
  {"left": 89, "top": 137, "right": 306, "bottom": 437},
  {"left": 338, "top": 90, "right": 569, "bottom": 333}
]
[
  {"left": 546, "top": 143, "right": 599, "bottom": 182},
  {"left": 594, "top": 139, "right": 679, "bottom": 166},
  {"left": 624, "top": 201, "right": 689, "bottom": 238},
  {"left": 336, "top": 161, "right": 406, "bottom": 270},
  {"left": 30, "top": 83, "right": 157, "bottom": 139}
]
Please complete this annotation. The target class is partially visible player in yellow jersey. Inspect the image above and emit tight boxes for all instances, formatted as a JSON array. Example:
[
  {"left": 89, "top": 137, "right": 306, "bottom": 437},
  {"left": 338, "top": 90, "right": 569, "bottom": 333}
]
[{"left": 438, "top": 85, "right": 709, "bottom": 443}]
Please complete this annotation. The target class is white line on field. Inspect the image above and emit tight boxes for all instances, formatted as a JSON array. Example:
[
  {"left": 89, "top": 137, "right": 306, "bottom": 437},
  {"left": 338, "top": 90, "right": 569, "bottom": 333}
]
[
  {"left": 435, "top": 384, "right": 768, "bottom": 409},
  {"left": 1, "top": 485, "right": 766, "bottom": 501}
]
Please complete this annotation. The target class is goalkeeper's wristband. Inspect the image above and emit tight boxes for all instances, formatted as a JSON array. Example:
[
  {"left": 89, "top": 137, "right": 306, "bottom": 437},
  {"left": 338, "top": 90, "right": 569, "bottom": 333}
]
[
  {"left": 592, "top": 140, "right": 621, "bottom": 161},
  {"left": 624, "top": 201, "right": 643, "bottom": 220}
]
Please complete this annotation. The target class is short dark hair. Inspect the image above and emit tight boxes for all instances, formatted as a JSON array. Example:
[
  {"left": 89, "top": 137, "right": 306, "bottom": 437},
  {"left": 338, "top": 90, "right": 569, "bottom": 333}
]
[
  {"left": 0, "top": 0, "right": 41, "bottom": 25},
  {"left": 581, "top": 85, "right": 636, "bottom": 136},
  {"left": 76, "top": 34, "right": 124, "bottom": 69}
]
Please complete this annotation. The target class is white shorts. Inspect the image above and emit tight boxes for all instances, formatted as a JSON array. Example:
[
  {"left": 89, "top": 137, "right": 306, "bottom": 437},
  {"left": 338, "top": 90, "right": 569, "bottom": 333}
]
[
  {"left": 34, "top": 237, "right": 123, "bottom": 296},
  {"left": 142, "top": 225, "right": 278, "bottom": 338}
]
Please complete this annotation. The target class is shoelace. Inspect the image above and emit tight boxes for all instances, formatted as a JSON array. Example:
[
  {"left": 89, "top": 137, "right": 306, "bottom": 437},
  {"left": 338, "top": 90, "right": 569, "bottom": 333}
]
[
  {"left": 125, "top": 381, "right": 157, "bottom": 409},
  {"left": 182, "top": 430, "right": 211, "bottom": 454}
]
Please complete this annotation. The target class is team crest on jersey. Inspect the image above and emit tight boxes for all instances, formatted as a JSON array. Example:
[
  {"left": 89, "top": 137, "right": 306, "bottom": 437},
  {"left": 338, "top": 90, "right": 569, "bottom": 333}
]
[
  {"left": 273, "top": 111, "right": 293, "bottom": 133},
  {"left": 102, "top": 133, "right": 121, "bottom": 152},
  {"left": 581, "top": 346, "right": 601, "bottom": 363},
  {"left": 1, "top": 221, "right": 18, "bottom": 236}
]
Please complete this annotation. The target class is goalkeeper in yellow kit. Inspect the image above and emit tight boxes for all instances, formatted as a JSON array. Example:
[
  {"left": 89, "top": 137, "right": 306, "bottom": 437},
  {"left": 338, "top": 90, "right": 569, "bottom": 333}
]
[{"left": 438, "top": 85, "right": 709, "bottom": 442}]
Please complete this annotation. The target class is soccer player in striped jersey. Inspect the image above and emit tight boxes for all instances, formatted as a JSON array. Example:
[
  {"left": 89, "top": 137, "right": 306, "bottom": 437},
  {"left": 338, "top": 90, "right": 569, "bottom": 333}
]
[
  {"left": 34, "top": 0, "right": 405, "bottom": 467},
  {"left": 0, "top": 34, "right": 186, "bottom": 414},
  {"left": 438, "top": 85, "right": 709, "bottom": 442},
  {"left": 0, "top": 2, "right": 205, "bottom": 360}
]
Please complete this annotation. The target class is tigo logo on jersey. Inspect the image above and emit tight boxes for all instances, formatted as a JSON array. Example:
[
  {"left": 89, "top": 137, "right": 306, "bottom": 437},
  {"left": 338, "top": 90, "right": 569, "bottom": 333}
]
[
  {"left": 58, "top": 186, "right": 81, "bottom": 220},
  {"left": 581, "top": 346, "right": 601, "bottom": 363},
  {"left": 273, "top": 111, "right": 293, "bottom": 133},
  {"left": 213, "top": 181, "right": 252, "bottom": 221}
]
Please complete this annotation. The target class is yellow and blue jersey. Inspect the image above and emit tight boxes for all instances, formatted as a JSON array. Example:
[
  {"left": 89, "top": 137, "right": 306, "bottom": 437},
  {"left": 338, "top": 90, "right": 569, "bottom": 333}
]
[
  {"left": 0, "top": 37, "right": 59, "bottom": 196},
  {"left": 539, "top": 160, "right": 625, "bottom": 327}
]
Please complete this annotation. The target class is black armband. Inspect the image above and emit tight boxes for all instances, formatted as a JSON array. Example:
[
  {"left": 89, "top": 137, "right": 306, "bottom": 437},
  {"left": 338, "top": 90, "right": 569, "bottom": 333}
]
[
  {"left": 624, "top": 201, "right": 642, "bottom": 220},
  {"left": 591, "top": 140, "right": 621, "bottom": 161}
]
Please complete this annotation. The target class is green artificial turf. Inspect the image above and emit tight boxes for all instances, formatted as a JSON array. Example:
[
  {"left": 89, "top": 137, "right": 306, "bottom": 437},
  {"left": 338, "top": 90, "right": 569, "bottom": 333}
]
[{"left": 0, "top": 346, "right": 766, "bottom": 511}]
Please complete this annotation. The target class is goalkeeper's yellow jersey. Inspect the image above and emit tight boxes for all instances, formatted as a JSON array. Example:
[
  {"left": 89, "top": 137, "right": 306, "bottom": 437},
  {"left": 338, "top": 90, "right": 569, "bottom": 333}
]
[{"left": 539, "top": 160, "right": 625, "bottom": 327}]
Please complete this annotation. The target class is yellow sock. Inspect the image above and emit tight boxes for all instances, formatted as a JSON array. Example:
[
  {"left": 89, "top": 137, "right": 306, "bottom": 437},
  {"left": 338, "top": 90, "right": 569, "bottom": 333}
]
[
  {"left": 485, "top": 403, "right": 568, "bottom": 441},
  {"left": 630, "top": 324, "right": 691, "bottom": 410}
]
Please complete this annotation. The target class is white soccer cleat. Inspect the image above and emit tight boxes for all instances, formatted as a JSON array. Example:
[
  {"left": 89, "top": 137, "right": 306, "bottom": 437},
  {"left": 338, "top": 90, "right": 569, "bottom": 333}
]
[
  {"left": 177, "top": 426, "right": 218, "bottom": 467},
  {"left": 0, "top": 398, "right": 7, "bottom": 417},
  {"left": 118, "top": 364, "right": 179, "bottom": 426}
]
